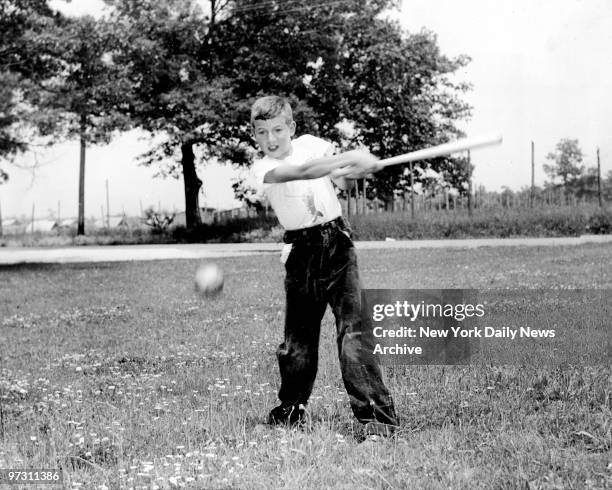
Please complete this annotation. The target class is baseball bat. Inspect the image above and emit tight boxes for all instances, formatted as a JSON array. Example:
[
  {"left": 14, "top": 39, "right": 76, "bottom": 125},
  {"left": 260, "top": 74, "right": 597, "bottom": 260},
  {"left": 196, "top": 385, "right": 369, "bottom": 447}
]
[{"left": 378, "top": 133, "right": 503, "bottom": 168}]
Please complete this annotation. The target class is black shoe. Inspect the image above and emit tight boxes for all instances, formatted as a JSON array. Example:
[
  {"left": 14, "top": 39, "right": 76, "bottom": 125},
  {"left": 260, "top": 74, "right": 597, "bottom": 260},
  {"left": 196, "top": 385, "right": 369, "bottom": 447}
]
[
  {"left": 357, "top": 421, "right": 399, "bottom": 443},
  {"left": 267, "top": 403, "right": 308, "bottom": 426},
  {"left": 363, "top": 421, "right": 398, "bottom": 437}
]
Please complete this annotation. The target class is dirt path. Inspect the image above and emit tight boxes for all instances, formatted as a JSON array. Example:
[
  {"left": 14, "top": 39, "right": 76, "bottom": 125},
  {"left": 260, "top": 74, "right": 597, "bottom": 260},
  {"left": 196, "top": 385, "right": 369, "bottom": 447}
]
[{"left": 1, "top": 235, "right": 611, "bottom": 265}]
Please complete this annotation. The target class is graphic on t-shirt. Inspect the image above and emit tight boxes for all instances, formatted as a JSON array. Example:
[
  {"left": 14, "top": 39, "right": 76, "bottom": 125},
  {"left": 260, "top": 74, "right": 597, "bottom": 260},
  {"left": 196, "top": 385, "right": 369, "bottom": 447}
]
[{"left": 303, "top": 188, "right": 325, "bottom": 223}]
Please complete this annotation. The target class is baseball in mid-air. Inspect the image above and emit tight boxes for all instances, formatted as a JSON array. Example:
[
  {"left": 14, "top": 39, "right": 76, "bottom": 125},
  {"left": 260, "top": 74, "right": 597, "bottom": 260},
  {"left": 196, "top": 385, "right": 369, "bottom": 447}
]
[{"left": 195, "top": 263, "right": 224, "bottom": 297}]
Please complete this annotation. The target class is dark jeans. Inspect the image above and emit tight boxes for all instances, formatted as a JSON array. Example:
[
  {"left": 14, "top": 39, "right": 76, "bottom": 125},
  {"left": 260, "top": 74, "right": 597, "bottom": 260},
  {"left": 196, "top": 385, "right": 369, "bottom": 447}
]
[{"left": 276, "top": 217, "right": 398, "bottom": 426}]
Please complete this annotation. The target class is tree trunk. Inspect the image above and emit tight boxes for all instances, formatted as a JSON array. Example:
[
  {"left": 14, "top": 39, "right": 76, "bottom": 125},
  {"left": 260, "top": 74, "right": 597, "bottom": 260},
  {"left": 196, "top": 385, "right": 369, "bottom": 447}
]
[
  {"left": 77, "top": 113, "right": 87, "bottom": 236},
  {"left": 181, "top": 142, "right": 202, "bottom": 229}
]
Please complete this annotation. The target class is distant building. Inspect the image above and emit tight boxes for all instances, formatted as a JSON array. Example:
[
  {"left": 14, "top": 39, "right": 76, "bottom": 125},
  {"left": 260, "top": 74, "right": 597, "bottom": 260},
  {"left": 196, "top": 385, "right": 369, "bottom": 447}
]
[
  {"left": 201, "top": 207, "right": 217, "bottom": 224},
  {"left": 59, "top": 218, "right": 78, "bottom": 228},
  {"left": 29, "top": 219, "right": 59, "bottom": 233},
  {"left": 1, "top": 219, "right": 26, "bottom": 235},
  {"left": 174, "top": 207, "right": 217, "bottom": 227},
  {"left": 107, "top": 215, "right": 128, "bottom": 228}
]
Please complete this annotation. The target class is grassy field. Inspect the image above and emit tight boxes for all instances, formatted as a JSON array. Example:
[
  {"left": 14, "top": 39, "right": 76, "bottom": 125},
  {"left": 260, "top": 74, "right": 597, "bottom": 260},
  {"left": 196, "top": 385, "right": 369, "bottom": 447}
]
[{"left": 1, "top": 244, "right": 611, "bottom": 489}]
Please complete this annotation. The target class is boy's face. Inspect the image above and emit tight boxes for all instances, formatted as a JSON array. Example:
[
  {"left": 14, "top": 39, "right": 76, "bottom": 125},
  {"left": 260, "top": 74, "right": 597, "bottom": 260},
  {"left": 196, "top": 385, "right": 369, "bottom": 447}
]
[{"left": 252, "top": 116, "right": 296, "bottom": 159}]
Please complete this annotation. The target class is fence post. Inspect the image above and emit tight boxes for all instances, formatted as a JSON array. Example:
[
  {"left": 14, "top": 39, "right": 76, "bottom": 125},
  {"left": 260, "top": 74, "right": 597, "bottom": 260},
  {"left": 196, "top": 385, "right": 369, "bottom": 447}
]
[
  {"left": 362, "top": 179, "right": 367, "bottom": 214},
  {"left": 409, "top": 161, "right": 415, "bottom": 219},
  {"left": 347, "top": 191, "right": 351, "bottom": 218}
]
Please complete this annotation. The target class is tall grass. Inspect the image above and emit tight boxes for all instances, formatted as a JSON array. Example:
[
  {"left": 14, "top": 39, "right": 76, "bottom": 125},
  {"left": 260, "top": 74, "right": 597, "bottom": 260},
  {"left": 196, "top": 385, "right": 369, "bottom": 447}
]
[
  {"left": 0, "top": 227, "right": 175, "bottom": 248},
  {"left": 2, "top": 206, "right": 611, "bottom": 247},
  {"left": 349, "top": 205, "right": 612, "bottom": 240},
  {"left": 167, "top": 205, "right": 612, "bottom": 243}
]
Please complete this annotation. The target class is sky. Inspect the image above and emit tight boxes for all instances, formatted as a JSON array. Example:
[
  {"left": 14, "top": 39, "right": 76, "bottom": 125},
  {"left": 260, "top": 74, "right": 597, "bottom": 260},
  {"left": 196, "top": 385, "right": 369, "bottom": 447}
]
[{"left": 1, "top": 0, "right": 611, "bottom": 219}]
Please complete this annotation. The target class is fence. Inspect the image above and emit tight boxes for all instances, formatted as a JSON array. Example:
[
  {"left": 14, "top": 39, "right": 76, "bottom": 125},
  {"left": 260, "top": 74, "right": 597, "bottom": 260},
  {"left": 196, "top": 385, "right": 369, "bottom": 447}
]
[
  {"left": 3, "top": 187, "right": 607, "bottom": 236},
  {"left": 209, "top": 187, "right": 609, "bottom": 225},
  {"left": 340, "top": 187, "right": 609, "bottom": 218},
  {"left": 210, "top": 206, "right": 263, "bottom": 224}
]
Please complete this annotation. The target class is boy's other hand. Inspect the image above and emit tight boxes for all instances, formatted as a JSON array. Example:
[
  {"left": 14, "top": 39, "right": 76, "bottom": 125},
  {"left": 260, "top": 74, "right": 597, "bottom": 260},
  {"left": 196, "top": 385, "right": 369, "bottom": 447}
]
[{"left": 331, "top": 149, "right": 382, "bottom": 179}]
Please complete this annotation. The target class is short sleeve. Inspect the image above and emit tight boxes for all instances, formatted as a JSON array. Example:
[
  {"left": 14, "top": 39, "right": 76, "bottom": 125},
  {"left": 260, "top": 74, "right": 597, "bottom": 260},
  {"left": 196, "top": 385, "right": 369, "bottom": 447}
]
[
  {"left": 251, "top": 158, "right": 279, "bottom": 191},
  {"left": 299, "top": 134, "right": 335, "bottom": 159}
]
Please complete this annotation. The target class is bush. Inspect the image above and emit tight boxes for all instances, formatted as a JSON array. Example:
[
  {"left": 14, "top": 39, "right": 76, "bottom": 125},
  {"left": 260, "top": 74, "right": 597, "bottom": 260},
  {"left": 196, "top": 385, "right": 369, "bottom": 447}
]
[
  {"left": 585, "top": 209, "right": 612, "bottom": 234},
  {"left": 171, "top": 214, "right": 280, "bottom": 243}
]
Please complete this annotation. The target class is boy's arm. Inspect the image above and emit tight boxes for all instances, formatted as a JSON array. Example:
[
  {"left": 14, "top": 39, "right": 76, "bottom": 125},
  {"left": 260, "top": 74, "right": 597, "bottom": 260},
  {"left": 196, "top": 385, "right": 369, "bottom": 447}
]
[{"left": 263, "top": 150, "right": 379, "bottom": 184}]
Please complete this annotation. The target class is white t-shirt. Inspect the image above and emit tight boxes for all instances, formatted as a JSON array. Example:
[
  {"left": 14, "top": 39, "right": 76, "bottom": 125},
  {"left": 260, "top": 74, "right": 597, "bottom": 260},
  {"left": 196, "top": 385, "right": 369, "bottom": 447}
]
[{"left": 252, "top": 134, "right": 342, "bottom": 230}]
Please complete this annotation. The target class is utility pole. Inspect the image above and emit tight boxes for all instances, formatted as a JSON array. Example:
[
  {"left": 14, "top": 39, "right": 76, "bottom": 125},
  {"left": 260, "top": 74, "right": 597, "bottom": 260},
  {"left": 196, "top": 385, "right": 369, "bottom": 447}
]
[
  {"left": 409, "top": 161, "right": 415, "bottom": 219},
  {"left": 597, "top": 147, "right": 602, "bottom": 207},
  {"left": 467, "top": 150, "right": 473, "bottom": 217},
  {"left": 531, "top": 141, "right": 535, "bottom": 207},
  {"left": 106, "top": 179, "right": 110, "bottom": 227},
  {"left": 77, "top": 113, "right": 86, "bottom": 235}
]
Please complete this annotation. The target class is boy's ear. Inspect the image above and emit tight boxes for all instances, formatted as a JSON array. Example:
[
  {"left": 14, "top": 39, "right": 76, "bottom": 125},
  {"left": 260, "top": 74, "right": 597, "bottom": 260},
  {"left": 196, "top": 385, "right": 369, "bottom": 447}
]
[{"left": 289, "top": 120, "right": 296, "bottom": 136}]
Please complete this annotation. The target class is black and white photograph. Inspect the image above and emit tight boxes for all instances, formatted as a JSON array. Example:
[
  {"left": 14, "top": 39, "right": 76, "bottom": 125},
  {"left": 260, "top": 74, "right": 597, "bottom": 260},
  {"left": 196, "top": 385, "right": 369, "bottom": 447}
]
[{"left": 1, "top": 0, "right": 611, "bottom": 488}]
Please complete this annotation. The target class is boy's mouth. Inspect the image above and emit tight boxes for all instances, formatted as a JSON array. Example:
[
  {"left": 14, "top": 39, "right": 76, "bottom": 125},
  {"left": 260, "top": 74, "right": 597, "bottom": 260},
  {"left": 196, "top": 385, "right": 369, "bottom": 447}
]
[{"left": 267, "top": 146, "right": 279, "bottom": 152}]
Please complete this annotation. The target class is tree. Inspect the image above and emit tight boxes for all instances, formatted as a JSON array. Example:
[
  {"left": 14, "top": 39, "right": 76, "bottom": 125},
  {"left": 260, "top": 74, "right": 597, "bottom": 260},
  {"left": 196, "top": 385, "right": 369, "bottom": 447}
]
[
  {"left": 36, "top": 15, "right": 131, "bottom": 234},
  {"left": 215, "top": 0, "right": 471, "bottom": 205},
  {"left": 106, "top": 0, "right": 470, "bottom": 224},
  {"left": 105, "top": 0, "right": 233, "bottom": 230},
  {"left": 0, "top": 0, "right": 62, "bottom": 180},
  {"left": 306, "top": 20, "right": 471, "bottom": 204},
  {"left": 1, "top": 2, "right": 129, "bottom": 234},
  {"left": 433, "top": 155, "right": 472, "bottom": 196},
  {"left": 543, "top": 138, "right": 584, "bottom": 190}
]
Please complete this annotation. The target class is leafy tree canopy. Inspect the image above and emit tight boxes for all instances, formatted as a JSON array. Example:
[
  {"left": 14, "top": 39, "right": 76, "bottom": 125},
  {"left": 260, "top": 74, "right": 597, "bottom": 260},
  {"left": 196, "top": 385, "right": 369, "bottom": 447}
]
[
  {"left": 10, "top": 0, "right": 471, "bottom": 225},
  {"left": 0, "top": 0, "right": 63, "bottom": 180},
  {"left": 543, "top": 138, "right": 584, "bottom": 188},
  {"left": 214, "top": 0, "right": 471, "bottom": 202}
]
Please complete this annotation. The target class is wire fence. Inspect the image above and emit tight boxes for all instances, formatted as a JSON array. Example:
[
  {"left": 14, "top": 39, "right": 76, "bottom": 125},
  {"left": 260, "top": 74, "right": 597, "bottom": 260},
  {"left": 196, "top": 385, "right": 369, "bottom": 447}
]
[
  {"left": 341, "top": 188, "right": 609, "bottom": 218},
  {"left": 2, "top": 185, "right": 609, "bottom": 236}
]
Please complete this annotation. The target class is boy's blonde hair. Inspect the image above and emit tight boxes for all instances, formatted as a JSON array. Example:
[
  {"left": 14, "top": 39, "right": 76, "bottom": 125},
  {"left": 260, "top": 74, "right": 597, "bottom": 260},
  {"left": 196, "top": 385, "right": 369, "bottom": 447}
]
[{"left": 250, "top": 96, "right": 293, "bottom": 127}]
